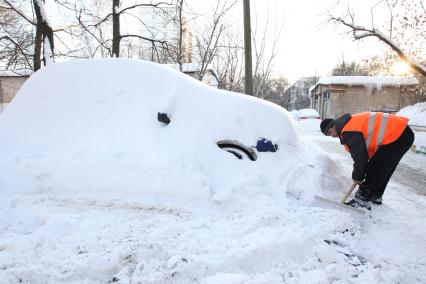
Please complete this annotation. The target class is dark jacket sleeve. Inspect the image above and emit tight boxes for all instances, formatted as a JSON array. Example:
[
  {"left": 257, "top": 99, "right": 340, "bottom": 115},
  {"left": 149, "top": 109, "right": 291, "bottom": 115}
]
[{"left": 341, "top": 131, "right": 368, "bottom": 181}]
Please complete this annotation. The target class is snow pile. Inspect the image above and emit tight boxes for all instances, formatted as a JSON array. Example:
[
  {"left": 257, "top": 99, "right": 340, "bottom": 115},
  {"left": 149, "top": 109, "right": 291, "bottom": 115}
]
[
  {"left": 397, "top": 102, "right": 426, "bottom": 127},
  {"left": 397, "top": 102, "right": 426, "bottom": 154},
  {"left": 0, "top": 59, "right": 320, "bottom": 210},
  {"left": 412, "top": 133, "right": 426, "bottom": 154},
  {"left": 294, "top": 119, "right": 322, "bottom": 134},
  {"left": 289, "top": 110, "right": 299, "bottom": 121}
]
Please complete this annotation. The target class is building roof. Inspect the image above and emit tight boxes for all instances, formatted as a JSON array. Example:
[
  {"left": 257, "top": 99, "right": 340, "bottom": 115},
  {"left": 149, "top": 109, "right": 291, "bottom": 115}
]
[
  {"left": 0, "top": 70, "right": 32, "bottom": 77},
  {"left": 165, "top": 63, "right": 208, "bottom": 73},
  {"left": 316, "top": 76, "right": 418, "bottom": 86},
  {"left": 283, "top": 76, "right": 317, "bottom": 93},
  {"left": 165, "top": 63, "right": 219, "bottom": 83}
]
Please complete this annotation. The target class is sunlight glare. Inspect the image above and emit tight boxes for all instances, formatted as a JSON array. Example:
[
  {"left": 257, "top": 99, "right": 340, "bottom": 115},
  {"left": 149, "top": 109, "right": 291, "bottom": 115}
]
[{"left": 390, "top": 61, "right": 410, "bottom": 75}]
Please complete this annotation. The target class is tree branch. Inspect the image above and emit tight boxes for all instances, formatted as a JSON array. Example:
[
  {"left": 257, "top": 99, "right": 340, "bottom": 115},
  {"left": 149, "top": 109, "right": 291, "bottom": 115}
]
[
  {"left": 330, "top": 16, "right": 426, "bottom": 76},
  {"left": 118, "top": 2, "right": 174, "bottom": 15},
  {"left": 3, "top": 0, "right": 36, "bottom": 25},
  {"left": 0, "top": 35, "right": 32, "bottom": 67},
  {"left": 120, "top": 34, "right": 167, "bottom": 44}
]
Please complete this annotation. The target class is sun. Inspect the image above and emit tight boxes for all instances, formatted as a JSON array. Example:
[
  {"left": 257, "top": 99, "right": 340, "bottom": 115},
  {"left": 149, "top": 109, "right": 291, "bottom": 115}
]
[{"left": 390, "top": 61, "right": 411, "bottom": 75}]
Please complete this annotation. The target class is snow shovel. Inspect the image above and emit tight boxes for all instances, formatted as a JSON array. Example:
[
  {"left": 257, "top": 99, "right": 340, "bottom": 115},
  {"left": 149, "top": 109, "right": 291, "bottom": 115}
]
[
  {"left": 341, "top": 182, "right": 357, "bottom": 204},
  {"left": 312, "top": 182, "right": 365, "bottom": 216}
]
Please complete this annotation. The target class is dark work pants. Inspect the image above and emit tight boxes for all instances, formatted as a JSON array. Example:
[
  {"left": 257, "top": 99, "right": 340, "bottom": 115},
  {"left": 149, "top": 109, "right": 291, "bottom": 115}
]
[{"left": 361, "top": 126, "right": 415, "bottom": 198}]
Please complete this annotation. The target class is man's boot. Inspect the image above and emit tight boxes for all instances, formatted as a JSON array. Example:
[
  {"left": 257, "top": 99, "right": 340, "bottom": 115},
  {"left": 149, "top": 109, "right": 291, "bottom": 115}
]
[
  {"left": 345, "top": 197, "right": 371, "bottom": 210},
  {"left": 371, "top": 196, "right": 382, "bottom": 205},
  {"left": 345, "top": 183, "right": 372, "bottom": 210}
]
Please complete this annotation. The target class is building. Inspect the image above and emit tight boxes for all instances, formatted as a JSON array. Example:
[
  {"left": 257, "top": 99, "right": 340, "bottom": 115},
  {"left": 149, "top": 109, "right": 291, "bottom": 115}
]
[
  {"left": 309, "top": 76, "right": 420, "bottom": 118},
  {"left": 0, "top": 72, "right": 30, "bottom": 113},
  {"left": 138, "top": 6, "right": 193, "bottom": 63},
  {"left": 282, "top": 77, "right": 317, "bottom": 111},
  {"left": 165, "top": 63, "right": 219, "bottom": 88}
]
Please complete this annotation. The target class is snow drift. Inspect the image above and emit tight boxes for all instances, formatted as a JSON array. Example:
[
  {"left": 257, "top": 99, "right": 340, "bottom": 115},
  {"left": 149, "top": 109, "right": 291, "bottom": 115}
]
[
  {"left": 397, "top": 102, "right": 426, "bottom": 127},
  {"left": 397, "top": 102, "right": 426, "bottom": 154},
  {"left": 0, "top": 59, "right": 320, "bottom": 209}
]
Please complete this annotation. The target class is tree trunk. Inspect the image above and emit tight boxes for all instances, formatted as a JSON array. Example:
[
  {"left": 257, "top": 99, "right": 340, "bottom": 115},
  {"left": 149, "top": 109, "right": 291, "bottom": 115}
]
[
  {"left": 243, "top": 0, "right": 253, "bottom": 95},
  {"left": 33, "top": 0, "right": 54, "bottom": 69},
  {"left": 33, "top": 26, "right": 43, "bottom": 71},
  {"left": 112, "top": 0, "right": 120, "bottom": 57},
  {"left": 177, "top": 0, "right": 184, "bottom": 71}
]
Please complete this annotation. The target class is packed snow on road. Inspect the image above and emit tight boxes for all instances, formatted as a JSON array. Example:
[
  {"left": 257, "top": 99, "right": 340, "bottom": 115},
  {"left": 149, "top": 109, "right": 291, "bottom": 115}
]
[{"left": 0, "top": 59, "right": 425, "bottom": 283}]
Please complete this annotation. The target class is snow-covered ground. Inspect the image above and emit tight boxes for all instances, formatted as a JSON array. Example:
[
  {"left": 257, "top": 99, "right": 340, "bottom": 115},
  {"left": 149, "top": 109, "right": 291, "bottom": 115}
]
[{"left": 0, "top": 59, "right": 425, "bottom": 283}]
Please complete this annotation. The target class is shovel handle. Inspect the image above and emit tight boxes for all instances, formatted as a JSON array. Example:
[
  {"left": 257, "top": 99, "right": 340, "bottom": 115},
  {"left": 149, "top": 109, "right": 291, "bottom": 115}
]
[{"left": 341, "top": 183, "right": 357, "bottom": 204}]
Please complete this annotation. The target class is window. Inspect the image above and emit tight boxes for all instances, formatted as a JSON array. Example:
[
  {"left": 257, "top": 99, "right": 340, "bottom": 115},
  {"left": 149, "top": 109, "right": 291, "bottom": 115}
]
[{"left": 323, "top": 90, "right": 330, "bottom": 100}]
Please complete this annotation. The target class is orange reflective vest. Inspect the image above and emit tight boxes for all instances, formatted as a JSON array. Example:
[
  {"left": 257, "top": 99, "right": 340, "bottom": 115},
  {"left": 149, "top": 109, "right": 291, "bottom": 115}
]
[{"left": 341, "top": 112, "right": 409, "bottom": 158}]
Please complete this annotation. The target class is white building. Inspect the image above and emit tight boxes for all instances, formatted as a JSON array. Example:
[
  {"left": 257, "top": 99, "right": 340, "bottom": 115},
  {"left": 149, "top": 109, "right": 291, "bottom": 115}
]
[
  {"left": 138, "top": 6, "right": 192, "bottom": 63},
  {"left": 0, "top": 71, "right": 31, "bottom": 113},
  {"left": 166, "top": 63, "right": 219, "bottom": 88}
]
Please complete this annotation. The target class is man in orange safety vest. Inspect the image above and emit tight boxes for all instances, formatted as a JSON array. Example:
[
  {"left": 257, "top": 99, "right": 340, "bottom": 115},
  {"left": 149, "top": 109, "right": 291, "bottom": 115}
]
[{"left": 320, "top": 112, "right": 414, "bottom": 209}]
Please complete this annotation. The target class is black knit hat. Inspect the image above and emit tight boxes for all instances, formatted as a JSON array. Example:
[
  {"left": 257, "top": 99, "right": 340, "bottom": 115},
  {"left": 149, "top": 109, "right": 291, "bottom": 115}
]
[{"left": 320, "top": 118, "right": 335, "bottom": 135}]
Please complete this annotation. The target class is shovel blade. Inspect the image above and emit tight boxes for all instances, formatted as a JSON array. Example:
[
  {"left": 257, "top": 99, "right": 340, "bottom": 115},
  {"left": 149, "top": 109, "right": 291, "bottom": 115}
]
[{"left": 312, "top": 195, "right": 366, "bottom": 216}]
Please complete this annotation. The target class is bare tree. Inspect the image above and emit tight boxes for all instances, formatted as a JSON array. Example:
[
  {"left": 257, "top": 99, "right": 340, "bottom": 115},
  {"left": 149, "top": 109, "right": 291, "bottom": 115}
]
[
  {"left": 33, "top": 0, "right": 54, "bottom": 69},
  {"left": 176, "top": 0, "right": 184, "bottom": 69},
  {"left": 212, "top": 31, "right": 244, "bottom": 92},
  {"left": 150, "top": 0, "right": 191, "bottom": 67},
  {"left": 193, "top": 0, "right": 237, "bottom": 81},
  {"left": 0, "top": 0, "right": 55, "bottom": 71},
  {"left": 328, "top": 0, "right": 426, "bottom": 76},
  {"left": 0, "top": 1, "right": 34, "bottom": 71},
  {"left": 251, "top": 1, "right": 283, "bottom": 98},
  {"left": 67, "top": 0, "right": 175, "bottom": 58}
]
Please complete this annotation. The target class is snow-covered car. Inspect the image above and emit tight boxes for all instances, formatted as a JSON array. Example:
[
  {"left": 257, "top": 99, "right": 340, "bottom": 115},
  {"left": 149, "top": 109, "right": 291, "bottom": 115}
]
[
  {"left": 0, "top": 59, "right": 322, "bottom": 209},
  {"left": 297, "top": 108, "right": 321, "bottom": 120},
  {"left": 289, "top": 109, "right": 299, "bottom": 121}
]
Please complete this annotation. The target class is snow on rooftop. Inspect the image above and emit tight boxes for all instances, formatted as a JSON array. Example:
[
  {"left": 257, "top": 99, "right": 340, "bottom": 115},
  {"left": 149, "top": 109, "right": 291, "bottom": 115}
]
[
  {"left": 0, "top": 70, "right": 32, "bottom": 77},
  {"left": 317, "top": 76, "right": 418, "bottom": 86},
  {"left": 165, "top": 63, "right": 208, "bottom": 73},
  {"left": 165, "top": 63, "right": 219, "bottom": 84}
]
